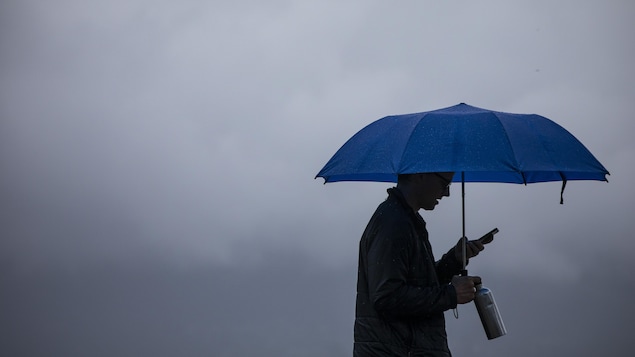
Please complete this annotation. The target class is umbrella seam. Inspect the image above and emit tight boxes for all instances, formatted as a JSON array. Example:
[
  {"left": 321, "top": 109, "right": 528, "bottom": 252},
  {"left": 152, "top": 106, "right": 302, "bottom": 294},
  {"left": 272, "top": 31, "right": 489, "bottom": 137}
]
[
  {"left": 397, "top": 114, "right": 428, "bottom": 175},
  {"left": 493, "top": 112, "right": 526, "bottom": 183}
]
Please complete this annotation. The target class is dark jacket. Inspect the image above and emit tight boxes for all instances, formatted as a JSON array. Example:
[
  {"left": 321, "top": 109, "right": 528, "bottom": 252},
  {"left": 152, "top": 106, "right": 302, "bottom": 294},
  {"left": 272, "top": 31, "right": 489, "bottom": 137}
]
[{"left": 354, "top": 188, "right": 463, "bottom": 357}]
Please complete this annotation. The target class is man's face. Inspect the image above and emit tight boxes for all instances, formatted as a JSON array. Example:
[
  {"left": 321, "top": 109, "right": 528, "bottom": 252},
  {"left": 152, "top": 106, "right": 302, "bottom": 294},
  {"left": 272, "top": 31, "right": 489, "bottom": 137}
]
[{"left": 419, "top": 172, "right": 453, "bottom": 210}]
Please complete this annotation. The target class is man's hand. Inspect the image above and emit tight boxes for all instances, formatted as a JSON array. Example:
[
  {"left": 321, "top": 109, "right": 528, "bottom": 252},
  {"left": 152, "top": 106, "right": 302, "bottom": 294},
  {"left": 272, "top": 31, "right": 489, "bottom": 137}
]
[
  {"left": 453, "top": 233, "right": 495, "bottom": 262},
  {"left": 451, "top": 275, "right": 482, "bottom": 304}
]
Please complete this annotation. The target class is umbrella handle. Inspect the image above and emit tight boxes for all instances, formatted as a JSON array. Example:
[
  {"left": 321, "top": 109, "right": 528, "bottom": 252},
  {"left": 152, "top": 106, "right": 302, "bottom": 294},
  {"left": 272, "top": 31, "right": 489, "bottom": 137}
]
[{"left": 454, "top": 267, "right": 469, "bottom": 319}]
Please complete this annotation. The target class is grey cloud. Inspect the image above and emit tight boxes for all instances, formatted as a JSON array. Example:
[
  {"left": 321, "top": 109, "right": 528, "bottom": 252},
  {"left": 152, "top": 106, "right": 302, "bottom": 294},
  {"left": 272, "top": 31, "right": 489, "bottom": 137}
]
[
  {"left": 1, "top": 0, "right": 634, "bottom": 355},
  {"left": 2, "top": 250, "right": 633, "bottom": 356}
]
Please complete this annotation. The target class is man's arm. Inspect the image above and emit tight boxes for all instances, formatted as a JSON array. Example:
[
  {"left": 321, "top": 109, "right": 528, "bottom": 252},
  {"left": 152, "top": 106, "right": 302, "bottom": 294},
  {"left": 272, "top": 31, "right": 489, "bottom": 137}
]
[{"left": 366, "top": 223, "right": 457, "bottom": 318}]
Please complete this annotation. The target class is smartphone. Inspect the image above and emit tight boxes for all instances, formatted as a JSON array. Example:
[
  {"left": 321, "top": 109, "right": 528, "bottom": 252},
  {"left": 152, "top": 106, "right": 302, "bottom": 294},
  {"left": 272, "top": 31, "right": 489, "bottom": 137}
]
[{"left": 478, "top": 228, "right": 499, "bottom": 244}]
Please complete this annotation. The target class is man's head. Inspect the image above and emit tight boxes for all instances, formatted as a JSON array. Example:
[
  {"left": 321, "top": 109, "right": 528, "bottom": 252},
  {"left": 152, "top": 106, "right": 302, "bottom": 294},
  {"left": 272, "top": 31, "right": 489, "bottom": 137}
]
[{"left": 397, "top": 172, "right": 454, "bottom": 211}]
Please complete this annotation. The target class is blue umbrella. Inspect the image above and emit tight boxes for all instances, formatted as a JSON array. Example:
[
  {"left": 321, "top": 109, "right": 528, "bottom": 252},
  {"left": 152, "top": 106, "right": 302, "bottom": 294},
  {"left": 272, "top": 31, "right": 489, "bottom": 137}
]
[
  {"left": 316, "top": 103, "right": 609, "bottom": 269},
  {"left": 317, "top": 103, "right": 608, "bottom": 184}
]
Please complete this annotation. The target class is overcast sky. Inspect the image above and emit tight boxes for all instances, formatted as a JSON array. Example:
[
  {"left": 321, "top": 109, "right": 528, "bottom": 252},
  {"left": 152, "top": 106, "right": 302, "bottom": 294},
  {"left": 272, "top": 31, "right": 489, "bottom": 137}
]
[{"left": 1, "top": 1, "right": 634, "bottom": 356}]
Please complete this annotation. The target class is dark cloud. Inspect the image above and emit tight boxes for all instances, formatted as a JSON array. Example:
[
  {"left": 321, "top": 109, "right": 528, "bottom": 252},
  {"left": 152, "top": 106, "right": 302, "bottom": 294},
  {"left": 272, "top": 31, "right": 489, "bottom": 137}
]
[
  {"left": 0, "top": 252, "right": 356, "bottom": 357},
  {"left": 2, "top": 250, "right": 632, "bottom": 356}
]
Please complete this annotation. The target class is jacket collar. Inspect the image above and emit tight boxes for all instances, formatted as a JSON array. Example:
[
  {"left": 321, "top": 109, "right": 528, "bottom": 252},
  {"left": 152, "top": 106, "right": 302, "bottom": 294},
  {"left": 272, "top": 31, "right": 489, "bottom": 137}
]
[{"left": 387, "top": 187, "right": 426, "bottom": 224}]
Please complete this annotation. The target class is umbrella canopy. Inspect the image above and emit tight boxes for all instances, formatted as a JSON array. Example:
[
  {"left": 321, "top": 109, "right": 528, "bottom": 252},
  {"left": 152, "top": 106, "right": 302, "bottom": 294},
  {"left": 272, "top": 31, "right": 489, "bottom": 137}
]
[{"left": 316, "top": 103, "right": 609, "bottom": 185}]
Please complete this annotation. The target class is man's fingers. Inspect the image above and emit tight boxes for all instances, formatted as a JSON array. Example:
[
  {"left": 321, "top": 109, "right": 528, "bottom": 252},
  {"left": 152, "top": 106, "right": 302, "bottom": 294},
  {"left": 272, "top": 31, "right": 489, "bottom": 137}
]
[
  {"left": 452, "top": 275, "right": 482, "bottom": 304},
  {"left": 470, "top": 240, "right": 485, "bottom": 251},
  {"left": 465, "top": 240, "right": 485, "bottom": 258},
  {"left": 456, "top": 237, "right": 489, "bottom": 260},
  {"left": 480, "top": 233, "right": 495, "bottom": 244}
]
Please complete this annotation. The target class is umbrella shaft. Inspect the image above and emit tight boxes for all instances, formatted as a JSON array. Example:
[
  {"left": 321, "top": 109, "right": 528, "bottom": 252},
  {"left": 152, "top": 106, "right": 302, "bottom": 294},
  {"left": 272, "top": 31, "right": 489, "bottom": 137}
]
[{"left": 462, "top": 172, "right": 467, "bottom": 273}]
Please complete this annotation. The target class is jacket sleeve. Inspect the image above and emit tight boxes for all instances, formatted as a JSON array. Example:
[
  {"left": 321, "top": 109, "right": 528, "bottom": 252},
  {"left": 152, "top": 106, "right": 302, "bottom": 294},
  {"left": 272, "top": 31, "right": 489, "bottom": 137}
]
[
  {"left": 366, "top": 220, "right": 457, "bottom": 318},
  {"left": 435, "top": 247, "right": 464, "bottom": 284}
]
